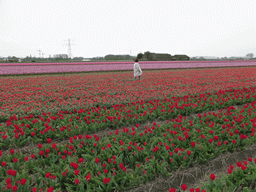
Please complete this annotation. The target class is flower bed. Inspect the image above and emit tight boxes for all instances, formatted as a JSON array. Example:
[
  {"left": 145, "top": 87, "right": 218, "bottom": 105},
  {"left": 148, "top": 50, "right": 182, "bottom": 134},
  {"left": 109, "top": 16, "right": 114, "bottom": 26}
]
[
  {"left": 0, "top": 100, "right": 255, "bottom": 191},
  {"left": 1, "top": 67, "right": 255, "bottom": 118},
  {"left": 1, "top": 86, "right": 255, "bottom": 149}
]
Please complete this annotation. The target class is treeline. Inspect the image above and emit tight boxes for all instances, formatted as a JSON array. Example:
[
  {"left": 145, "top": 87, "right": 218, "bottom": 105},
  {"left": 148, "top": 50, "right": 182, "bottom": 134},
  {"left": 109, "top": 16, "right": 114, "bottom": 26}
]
[
  {"left": 91, "top": 52, "right": 190, "bottom": 61},
  {"left": 89, "top": 55, "right": 136, "bottom": 61},
  {"left": 137, "top": 51, "right": 190, "bottom": 61},
  {"left": 1, "top": 51, "right": 190, "bottom": 63}
]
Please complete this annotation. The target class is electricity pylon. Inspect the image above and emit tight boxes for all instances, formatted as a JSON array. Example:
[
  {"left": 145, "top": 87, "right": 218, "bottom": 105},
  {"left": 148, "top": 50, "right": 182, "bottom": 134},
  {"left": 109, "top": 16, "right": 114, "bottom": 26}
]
[{"left": 63, "top": 38, "right": 75, "bottom": 59}]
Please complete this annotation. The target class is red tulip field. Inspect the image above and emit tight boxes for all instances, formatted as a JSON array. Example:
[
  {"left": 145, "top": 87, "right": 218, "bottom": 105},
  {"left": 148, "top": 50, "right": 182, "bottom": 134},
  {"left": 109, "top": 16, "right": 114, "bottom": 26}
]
[{"left": 1, "top": 66, "right": 256, "bottom": 191}]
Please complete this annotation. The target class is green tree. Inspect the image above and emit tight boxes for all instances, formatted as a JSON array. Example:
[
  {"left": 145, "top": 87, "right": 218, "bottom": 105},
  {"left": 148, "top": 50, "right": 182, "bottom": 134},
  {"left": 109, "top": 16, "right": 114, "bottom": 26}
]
[
  {"left": 144, "top": 51, "right": 154, "bottom": 61},
  {"left": 9, "top": 56, "right": 18, "bottom": 62},
  {"left": 105, "top": 55, "right": 115, "bottom": 60},
  {"left": 137, "top": 53, "right": 143, "bottom": 60}
]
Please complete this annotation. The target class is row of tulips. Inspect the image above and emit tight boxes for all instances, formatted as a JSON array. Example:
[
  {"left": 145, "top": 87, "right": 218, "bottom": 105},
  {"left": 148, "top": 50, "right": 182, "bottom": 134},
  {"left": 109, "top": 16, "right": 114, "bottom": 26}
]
[
  {"left": 1, "top": 86, "right": 255, "bottom": 149},
  {"left": 0, "top": 101, "right": 255, "bottom": 191},
  {"left": 1, "top": 61, "right": 256, "bottom": 75}
]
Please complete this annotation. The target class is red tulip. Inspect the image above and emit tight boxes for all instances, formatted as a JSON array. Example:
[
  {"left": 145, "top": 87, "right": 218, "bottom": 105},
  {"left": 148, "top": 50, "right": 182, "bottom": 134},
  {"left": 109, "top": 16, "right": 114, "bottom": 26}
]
[
  {"left": 75, "top": 179, "right": 79, "bottom": 185},
  {"left": 181, "top": 184, "right": 187, "bottom": 191},
  {"left": 210, "top": 173, "right": 215, "bottom": 181},
  {"left": 191, "top": 142, "right": 196, "bottom": 147},
  {"left": 95, "top": 157, "right": 100, "bottom": 163}
]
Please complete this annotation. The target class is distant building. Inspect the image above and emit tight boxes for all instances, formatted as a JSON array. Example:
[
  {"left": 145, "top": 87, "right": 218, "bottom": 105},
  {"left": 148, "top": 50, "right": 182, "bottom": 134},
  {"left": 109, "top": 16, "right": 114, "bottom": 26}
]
[
  {"left": 190, "top": 57, "right": 198, "bottom": 60},
  {"left": 172, "top": 55, "right": 190, "bottom": 61},
  {"left": 229, "top": 56, "right": 246, "bottom": 60},
  {"left": 142, "top": 53, "right": 174, "bottom": 61},
  {"left": 82, "top": 58, "right": 90, "bottom": 61},
  {"left": 192, "top": 56, "right": 219, "bottom": 61},
  {"left": 53, "top": 54, "right": 68, "bottom": 59},
  {"left": 141, "top": 52, "right": 190, "bottom": 61},
  {"left": 153, "top": 53, "right": 173, "bottom": 61},
  {"left": 141, "top": 53, "right": 172, "bottom": 61},
  {"left": 73, "top": 57, "right": 84, "bottom": 61}
]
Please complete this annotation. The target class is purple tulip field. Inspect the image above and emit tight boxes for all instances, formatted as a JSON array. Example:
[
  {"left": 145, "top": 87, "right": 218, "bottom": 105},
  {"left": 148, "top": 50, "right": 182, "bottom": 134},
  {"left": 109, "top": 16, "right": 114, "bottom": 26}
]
[{"left": 0, "top": 60, "right": 256, "bottom": 75}]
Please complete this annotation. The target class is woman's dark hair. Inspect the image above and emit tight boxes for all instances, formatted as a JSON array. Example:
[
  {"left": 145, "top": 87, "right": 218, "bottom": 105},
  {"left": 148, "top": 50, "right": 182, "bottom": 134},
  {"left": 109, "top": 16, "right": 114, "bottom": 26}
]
[{"left": 135, "top": 58, "right": 139, "bottom": 62}]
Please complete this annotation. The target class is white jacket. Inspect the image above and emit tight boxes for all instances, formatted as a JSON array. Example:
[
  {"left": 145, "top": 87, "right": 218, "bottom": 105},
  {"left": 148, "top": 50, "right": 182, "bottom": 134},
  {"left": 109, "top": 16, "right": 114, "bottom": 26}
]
[{"left": 134, "top": 62, "right": 142, "bottom": 77}]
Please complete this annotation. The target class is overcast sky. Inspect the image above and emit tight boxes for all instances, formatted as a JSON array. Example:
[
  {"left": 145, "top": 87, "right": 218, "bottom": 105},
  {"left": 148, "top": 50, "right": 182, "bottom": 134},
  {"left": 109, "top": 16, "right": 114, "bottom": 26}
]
[{"left": 0, "top": 0, "right": 256, "bottom": 58}]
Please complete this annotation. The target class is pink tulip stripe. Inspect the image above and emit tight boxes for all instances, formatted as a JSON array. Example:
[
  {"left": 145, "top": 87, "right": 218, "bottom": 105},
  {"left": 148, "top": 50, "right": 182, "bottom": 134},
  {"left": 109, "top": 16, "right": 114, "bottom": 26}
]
[{"left": 0, "top": 60, "right": 256, "bottom": 75}]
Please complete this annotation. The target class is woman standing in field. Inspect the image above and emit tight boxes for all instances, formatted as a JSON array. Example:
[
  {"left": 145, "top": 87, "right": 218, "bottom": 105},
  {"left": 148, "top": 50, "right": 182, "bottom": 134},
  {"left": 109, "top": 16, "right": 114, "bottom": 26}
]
[{"left": 134, "top": 58, "right": 142, "bottom": 80}]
